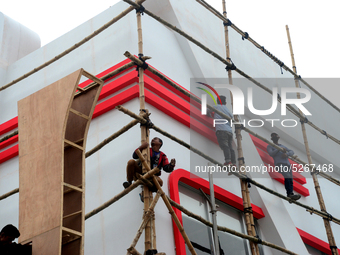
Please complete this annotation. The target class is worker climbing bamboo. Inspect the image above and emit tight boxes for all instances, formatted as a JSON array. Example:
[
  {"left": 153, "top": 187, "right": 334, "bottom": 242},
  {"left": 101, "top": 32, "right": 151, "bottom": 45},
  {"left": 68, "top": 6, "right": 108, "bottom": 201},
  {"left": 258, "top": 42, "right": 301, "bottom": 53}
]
[
  {"left": 209, "top": 95, "right": 237, "bottom": 173},
  {"left": 0, "top": 224, "right": 31, "bottom": 255},
  {"left": 267, "top": 133, "right": 301, "bottom": 201},
  {"left": 123, "top": 137, "right": 176, "bottom": 198}
]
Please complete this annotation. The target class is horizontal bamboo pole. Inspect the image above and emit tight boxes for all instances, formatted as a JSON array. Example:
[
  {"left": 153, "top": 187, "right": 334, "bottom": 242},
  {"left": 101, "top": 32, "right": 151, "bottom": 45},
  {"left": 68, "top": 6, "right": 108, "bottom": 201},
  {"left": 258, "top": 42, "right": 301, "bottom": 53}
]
[
  {"left": 0, "top": 188, "right": 19, "bottom": 201},
  {"left": 195, "top": 0, "right": 340, "bottom": 114},
  {"left": 0, "top": 1, "right": 144, "bottom": 92},
  {"left": 122, "top": 1, "right": 340, "bottom": 146},
  {"left": 116, "top": 105, "right": 340, "bottom": 225},
  {"left": 85, "top": 167, "right": 159, "bottom": 220},
  {"left": 168, "top": 196, "right": 298, "bottom": 255},
  {"left": 85, "top": 118, "right": 140, "bottom": 157},
  {"left": 135, "top": 149, "right": 197, "bottom": 255},
  {"left": 0, "top": 130, "right": 18, "bottom": 144}
]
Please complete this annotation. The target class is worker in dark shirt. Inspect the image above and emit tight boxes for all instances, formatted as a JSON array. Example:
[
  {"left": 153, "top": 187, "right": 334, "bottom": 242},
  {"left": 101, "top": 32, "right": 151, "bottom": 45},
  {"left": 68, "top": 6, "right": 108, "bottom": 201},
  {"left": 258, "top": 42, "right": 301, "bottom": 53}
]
[
  {"left": 0, "top": 224, "right": 22, "bottom": 255},
  {"left": 267, "top": 133, "right": 301, "bottom": 201},
  {"left": 123, "top": 137, "right": 176, "bottom": 193}
]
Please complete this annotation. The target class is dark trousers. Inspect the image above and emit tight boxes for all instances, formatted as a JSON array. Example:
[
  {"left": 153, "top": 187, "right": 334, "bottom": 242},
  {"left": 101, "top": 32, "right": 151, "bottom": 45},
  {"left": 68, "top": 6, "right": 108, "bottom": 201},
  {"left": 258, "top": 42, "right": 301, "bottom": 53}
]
[
  {"left": 216, "top": 130, "right": 236, "bottom": 164},
  {"left": 277, "top": 163, "right": 293, "bottom": 195}
]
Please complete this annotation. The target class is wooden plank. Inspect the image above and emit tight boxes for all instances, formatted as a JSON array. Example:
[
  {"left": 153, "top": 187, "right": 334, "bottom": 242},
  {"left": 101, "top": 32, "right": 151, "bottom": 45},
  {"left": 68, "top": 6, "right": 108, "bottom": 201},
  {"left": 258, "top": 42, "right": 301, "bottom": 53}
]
[
  {"left": 64, "top": 139, "right": 84, "bottom": 151},
  {"left": 69, "top": 108, "right": 90, "bottom": 120}
]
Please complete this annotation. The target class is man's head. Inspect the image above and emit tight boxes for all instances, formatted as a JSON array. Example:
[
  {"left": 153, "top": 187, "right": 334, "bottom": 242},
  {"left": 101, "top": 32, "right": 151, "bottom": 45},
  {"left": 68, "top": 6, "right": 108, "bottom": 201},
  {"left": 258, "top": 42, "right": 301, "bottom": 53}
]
[
  {"left": 151, "top": 137, "right": 163, "bottom": 152},
  {"left": 271, "top": 133, "right": 280, "bottom": 143},
  {"left": 0, "top": 224, "right": 20, "bottom": 244},
  {"left": 217, "top": 95, "right": 227, "bottom": 105}
]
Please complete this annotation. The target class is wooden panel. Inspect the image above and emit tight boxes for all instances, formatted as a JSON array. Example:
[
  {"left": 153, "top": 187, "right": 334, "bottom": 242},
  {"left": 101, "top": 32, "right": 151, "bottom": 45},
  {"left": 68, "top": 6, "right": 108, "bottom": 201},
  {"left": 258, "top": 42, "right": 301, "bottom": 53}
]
[
  {"left": 18, "top": 70, "right": 83, "bottom": 243},
  {"left": 31, "top": 227, "right": 61, "bottom": 255}
]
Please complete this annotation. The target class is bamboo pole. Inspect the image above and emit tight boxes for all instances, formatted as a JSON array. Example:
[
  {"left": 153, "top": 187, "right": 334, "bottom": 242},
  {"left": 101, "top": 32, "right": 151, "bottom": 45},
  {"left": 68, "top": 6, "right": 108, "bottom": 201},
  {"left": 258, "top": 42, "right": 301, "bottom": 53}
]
[
  {"left": 85, "top": 167, "right": 159, "bottom": 220},
  {"left": 0, "top": 130, "right": 18, "bottom": 144},
  {"left": 0, "top": 188, "right": 19, "bottom": 201},
  {"left": 135, "top": 149, "right": 197, "bottom": 255},
  {"left": 116, "top": 105, "right": 340, "bottom": 225},
  {"left": 0, "top": 2, "right": 144, "bottom": 92},
  {"left": 85, "top": 119, "right": 140, "bottom": 157},
  {"left": 168, "top": 196, "right": 298, "bottom": 255},
  {"left": 222, "top": 2, "right": 258, "bottom": 254},
  {"left": 134, "top": 4, "right": 154, "bottom": 252},
  {"left": 286, "top": 25, "right": 338, "bottom": 255},
  {"left": 127, "top": 191, "right": 161, "bottom": 255},
  {"left": 195, "top": 0, "right": 340, "bottom": 114},
  {"left": 122, "top": 1, "right": 340, "bottom": 146}
]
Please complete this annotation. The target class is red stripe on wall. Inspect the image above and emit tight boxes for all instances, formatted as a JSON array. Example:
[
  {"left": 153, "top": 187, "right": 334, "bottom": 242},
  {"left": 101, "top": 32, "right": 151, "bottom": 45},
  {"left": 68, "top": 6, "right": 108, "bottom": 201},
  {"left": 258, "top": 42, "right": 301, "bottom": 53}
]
[
  {"left": 297, "top": 228, "right": 340, "bottom": 255},
  {"left": 0, "top": 117, "right": 18, "bottom": 136},
  {"left": 0, "top": 144, "right": 18, "bottom": 164}
]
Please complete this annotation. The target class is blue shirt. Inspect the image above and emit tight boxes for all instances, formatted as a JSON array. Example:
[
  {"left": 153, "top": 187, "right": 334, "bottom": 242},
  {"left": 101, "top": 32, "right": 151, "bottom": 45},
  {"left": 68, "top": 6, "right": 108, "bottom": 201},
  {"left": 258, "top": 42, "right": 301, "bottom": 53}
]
[
  {"left": 267, "top": 144, "right": 294, "bottom": 166},
  {"left": 213, "top": 104, "right": 233, "bottom": 133}
]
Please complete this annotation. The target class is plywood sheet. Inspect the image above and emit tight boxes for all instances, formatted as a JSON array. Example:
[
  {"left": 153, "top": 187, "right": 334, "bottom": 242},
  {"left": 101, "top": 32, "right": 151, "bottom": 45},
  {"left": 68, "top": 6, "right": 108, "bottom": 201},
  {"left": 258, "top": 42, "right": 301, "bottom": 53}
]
[{"left": 18, "top": 70, "right": 82, "bottom": 242}]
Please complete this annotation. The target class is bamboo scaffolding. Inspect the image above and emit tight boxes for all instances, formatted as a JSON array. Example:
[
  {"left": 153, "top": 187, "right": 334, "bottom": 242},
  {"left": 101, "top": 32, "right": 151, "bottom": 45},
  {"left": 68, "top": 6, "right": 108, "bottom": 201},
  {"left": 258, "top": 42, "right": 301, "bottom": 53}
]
[
  {"left": 195, "top": 0, "right": 340, "bottom": 114},
  {"left": 116, "top": 105, "right": 340, "bottom": 225},
  {"left": 122, "top": 0, "right": 340, "bottom": 147},
  {"left": 85, "top": 167, "right": 159, "bottom": 220},
  {"left": 123, "top": 51, "right": 340, "bottom": 184},
  {"left": 286, "top": 25, "right": 339, "bottom": 255},
  {"left": 222, "top": 1, "right": 259, "bottom": 254},
  {"left": 135, "top": 149, "right": 197, "bottom": 255},
  {"left": 127, "top": 191, "right": 161, "bottom": 255},
  {"left": 168, "top": 196, "right": 298, "bottom": 255},
  {"left": 134, "top": 4, "right": 154, "bottom": 251},
  {"left": 0, "top": 2, "right": 144, "bottom": 92}
]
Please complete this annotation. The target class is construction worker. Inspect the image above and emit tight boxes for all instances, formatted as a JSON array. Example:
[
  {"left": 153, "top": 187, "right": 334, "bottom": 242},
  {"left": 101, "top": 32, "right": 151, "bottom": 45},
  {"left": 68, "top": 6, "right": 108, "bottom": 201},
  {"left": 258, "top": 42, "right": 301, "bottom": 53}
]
[
  {"left": 211, "top": 95, "right": 236, "bottom": 169},
  {"left": 267, "top": 133, "right": 301, "bottom": 201},
  {"left": 123, "top": 137, "right": 176, "bottom": 194},
  {"left": 0, "top": 224, "right": 25, "bottom": 255}
]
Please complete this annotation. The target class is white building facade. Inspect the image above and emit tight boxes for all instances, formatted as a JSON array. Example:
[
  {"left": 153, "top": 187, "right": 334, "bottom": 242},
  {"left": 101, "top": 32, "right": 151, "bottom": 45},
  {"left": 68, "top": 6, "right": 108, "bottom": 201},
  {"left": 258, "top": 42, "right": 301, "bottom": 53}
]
[{"left": 0, "top": 1, "right": 339, "bottom": 254}]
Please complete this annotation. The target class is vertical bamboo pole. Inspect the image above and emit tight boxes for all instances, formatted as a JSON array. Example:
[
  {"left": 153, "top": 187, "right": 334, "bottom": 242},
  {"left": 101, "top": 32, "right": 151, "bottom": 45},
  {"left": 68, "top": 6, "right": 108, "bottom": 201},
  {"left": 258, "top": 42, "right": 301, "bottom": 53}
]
[
  {"left": 136, "top": 5, "right": 153, "bottom": 252},
  {"left": 222, "top": 1, "right": 259, "bottom": 254},
  {"left": 135, "top": 150, "right": 197, "bottom": 255},
  {"left": 286, "top": 25, "right": 338, "bottom": 255}
]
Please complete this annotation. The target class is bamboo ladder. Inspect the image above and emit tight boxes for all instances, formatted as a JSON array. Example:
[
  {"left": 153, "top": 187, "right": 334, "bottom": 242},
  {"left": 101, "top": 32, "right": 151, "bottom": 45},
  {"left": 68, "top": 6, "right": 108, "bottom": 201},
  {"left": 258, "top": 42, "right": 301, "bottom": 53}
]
[
  {"left": 222, "top": 1, "right": 260, "bottom": 254},
  {"left": 286, "top": 25, "right": 339, "bottom": 255}
]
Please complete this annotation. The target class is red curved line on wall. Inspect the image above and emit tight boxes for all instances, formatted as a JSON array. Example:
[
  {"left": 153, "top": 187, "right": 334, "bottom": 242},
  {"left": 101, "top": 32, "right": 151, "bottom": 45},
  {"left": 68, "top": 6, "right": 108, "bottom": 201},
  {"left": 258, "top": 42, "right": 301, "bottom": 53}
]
[{"left": 169, "top": 168, "right": 265, "bottom": 255}]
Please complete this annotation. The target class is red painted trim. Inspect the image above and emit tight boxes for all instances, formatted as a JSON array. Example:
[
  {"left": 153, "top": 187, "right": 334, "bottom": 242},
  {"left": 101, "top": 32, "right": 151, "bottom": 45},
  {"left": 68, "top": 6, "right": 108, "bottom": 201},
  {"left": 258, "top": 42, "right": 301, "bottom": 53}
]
[
  {"left": 169, "top": 169, "right": 265, "bottom": 255},
  {"left": 93, "top": 86, "right": 139, "bottom": 118},
  {"left": 0, "top": 144, "right": 18, "bottom": 164},
  {"left": 297, "top": 228, "right": 340, "bottom": 255},
  {"left": 0, "top": 117, "right": 18, "bottom": 136},
  {"left": 0, "top": 135, "right": 18, "bottom": 150}
]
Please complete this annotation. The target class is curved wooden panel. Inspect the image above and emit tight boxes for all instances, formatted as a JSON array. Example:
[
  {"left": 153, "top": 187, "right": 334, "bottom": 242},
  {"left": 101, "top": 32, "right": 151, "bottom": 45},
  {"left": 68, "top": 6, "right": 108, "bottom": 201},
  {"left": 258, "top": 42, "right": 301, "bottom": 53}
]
[{"left": 18, "top": 69, "right": 103, "bottom": 255}]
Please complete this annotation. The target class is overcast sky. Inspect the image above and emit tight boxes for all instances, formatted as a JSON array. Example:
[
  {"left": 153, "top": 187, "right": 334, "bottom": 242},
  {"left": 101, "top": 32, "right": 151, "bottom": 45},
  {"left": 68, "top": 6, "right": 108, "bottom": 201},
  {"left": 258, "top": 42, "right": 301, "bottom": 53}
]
[{"left": 1, "top": 0, "right": 339, "bottom": 106}]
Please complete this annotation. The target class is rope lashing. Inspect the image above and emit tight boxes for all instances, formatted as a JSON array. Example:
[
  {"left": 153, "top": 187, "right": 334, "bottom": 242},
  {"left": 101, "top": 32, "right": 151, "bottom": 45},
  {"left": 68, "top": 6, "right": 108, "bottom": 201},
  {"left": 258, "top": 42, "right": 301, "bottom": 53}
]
[
  {"left": 256, "top": 235, "right": 263, "bottom": 244},
  {"left": 235, "top": 124, "right": 245, "bottom": 130},
  {"left": 135, "top": 53, "right": 149, "bottom": 74},
  {"left": 244, "top": 176, "right": 252, "bottom": 188},
  {"left": 242, "top": 32, "right": 249, "bottom": 40},
  {"left": 300, "top": 117, "right": 309, "bottom": 124},
  {"left": 277, "top": 93, "right": 281, "bottom": 101},
  {"left": 323, "top": 212, "right": 333, "bottom": 222},
  {"left": 225, "top": 57, "right": 236, "bottom": 71},
  {"left": 238, "top": 157, "right": 245, "bottom": 164},
  {"left": 135, "top": 4, "right": 145, "bottom": 14},
  {"left": 243, "top": 206, "right": 253, "bottom": 214},
  {"left": 145, "top": 249, "right": 158, "bottom": 255},
  {"left": 322, "top": 130, "right": 329, "bottom": 139},
  {"left": 260, "top": 46, "right": 285, "bottom": 73},
  {"left": 223, "top": 19, "right": 232, "bottom": 27},
  {"left": 330, "top": 246, "right": 338, "bottom": 250}
]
